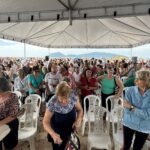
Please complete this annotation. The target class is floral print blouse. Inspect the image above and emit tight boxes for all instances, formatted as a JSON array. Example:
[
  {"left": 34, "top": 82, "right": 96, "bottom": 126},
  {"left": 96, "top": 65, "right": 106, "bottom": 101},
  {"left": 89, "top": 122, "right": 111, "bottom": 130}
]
[
  {"left": 0, "top": 92, "right": 19, "bottom": 120},
  {"left": 47, "top": 91, "right": 78, "bottom": 114}
]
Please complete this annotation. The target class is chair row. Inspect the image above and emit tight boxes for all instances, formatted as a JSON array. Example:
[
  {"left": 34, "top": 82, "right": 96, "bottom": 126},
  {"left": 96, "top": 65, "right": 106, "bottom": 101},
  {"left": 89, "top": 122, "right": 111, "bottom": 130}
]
[
  {"left": 82, "top": 94, "right": 150, "bottom": 150},
  {"left": 14, "top": 92, "right": 42, "bottom": 150},
  {"left": 82, "top": 94, "right": 123, "bottom": 136}
]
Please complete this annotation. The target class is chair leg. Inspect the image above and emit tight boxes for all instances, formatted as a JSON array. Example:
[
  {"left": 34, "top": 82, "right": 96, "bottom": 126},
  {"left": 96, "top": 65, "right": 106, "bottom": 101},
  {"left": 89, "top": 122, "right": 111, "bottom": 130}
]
[
  {"left": 87, "top": 143, "right": 91, "bottom": 150},
  {"left": 81, "top": 121, "right": 86, "bottom": 136},
  {"left": 29, "top": 138, "right": 36, "bottom": 150}
]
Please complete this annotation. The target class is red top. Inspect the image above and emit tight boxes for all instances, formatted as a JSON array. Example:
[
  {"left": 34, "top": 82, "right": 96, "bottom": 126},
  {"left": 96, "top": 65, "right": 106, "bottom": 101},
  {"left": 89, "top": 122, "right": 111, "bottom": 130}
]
[{"left": 80, "top": 75, "right": 97, "bottom": 97}]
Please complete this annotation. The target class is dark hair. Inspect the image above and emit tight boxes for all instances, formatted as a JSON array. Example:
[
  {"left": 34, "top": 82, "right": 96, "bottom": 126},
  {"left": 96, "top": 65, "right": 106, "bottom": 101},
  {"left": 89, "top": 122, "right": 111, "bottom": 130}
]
[
  {"left": 33, "top": 66, "right": 39, "bottom": 71},
  {"left": 84, "top": 68, "right": 92, "bottom": 76},
  {"left": 123, "top": 63, "right": 128, "bottom": 68},
  {"left": 45, "top": 56, "right": 49, "bottom": 61},
  {"left": 0, "top": 78, "right": 11, "bottom": 92}
]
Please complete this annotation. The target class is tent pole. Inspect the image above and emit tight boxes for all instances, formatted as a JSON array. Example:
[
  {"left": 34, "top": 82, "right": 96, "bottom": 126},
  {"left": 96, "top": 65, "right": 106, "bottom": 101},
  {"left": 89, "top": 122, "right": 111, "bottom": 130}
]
[
  {"left": 130, "top": 48, "right": 133, "bottom": 58},
  {"left": 48, "top": 48, "right": 50, "bottom": 57},
  {"left": 24, "top": 40, "right": 26, "bottom": 58},
  {"left": 68, "top": 0, "right": 72, "bottom": 25}
]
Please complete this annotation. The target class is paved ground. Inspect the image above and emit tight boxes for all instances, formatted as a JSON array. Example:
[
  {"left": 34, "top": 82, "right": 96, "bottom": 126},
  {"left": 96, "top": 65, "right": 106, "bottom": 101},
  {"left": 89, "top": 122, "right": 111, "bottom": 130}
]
[{"left": 20, "top": 117, "right": 88, "bottom": 150}]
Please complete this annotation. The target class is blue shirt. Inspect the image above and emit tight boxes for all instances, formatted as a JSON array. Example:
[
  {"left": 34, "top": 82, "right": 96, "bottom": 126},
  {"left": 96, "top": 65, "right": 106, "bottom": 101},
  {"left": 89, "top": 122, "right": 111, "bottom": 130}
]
[
  {"left": 123, "top": 86, "right": 150, "bottom": 133},
  {"left": 47, "top": 91, "right": 78, "bottom": 114}
]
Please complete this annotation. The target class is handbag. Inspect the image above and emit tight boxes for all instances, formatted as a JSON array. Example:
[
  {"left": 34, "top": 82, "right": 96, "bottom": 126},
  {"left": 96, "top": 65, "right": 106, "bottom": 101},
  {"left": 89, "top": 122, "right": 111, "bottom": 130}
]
[{"left": 65, "top": 132, "right": 80, "bottom": 150}]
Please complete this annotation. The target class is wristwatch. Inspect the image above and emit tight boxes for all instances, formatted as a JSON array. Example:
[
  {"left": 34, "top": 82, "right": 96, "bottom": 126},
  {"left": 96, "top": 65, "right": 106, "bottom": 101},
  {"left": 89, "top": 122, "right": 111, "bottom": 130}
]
[{"left": 129, "top": 105, "right": 135, "bottom": 111}]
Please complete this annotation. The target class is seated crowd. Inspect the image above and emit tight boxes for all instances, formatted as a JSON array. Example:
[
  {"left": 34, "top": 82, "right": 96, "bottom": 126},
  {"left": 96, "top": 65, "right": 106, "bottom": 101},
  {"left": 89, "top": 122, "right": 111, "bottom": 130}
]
[{"left": 0, "top": 57, "right": 150, "bottom": 150}]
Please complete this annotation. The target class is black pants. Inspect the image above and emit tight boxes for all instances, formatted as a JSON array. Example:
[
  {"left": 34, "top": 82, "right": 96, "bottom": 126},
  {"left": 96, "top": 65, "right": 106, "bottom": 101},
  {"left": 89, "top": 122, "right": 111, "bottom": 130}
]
[
  {"left": 101, "top": 92, "right": 115, "bottom": 111},
  {"left": 0, "top": 119, "right": 19, "bottom": 150},
  {"left": 123, "top": 126, "right": 148, "bottom": 150}
]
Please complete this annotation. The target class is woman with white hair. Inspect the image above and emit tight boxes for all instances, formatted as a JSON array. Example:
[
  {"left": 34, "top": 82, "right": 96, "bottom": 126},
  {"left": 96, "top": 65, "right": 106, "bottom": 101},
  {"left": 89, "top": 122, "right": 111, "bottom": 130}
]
[{"left": 123, "top": 69, "right": 150, "bottom": 150}]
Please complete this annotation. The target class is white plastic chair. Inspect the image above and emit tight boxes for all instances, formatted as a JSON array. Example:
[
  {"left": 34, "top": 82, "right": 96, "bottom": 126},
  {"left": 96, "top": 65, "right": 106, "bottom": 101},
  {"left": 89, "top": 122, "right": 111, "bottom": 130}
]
[
  {"left": 20, "top": 94, "right": 42, "bottom": 124},
  {"left": 143, "top": 136, "right": 150, "bottom": 150},
  {"left": 18, "top": 103, "right": 38, "bottom": 150},
  {"left": 106, "top": 95, "right": 123, "bottom": 122},
  {"left": 146, "top": 139, "right": 150, "bottom": 150},
  {"left": 94, "top": 83, "right": 101, "bottom": 97},
  {"left": 11, "top": 83, "right": 14, "bottom": 91},
  {"left": 112, "top": 106, "right": 124, "bottom": 150},
  {"left": 81, "top": 95, "right": 101, "bottom": 136},
  {"left": 25, "top": 94, "right": 42, "bottom": 117},
  {"left": 87, "top": 106, "right": 113, "bottom": 150},
  {"left": 0, "top": 124, "right": 10, "bottom": 141},
  {"left": 121, "top": 76, "right": 128, "bottom": 83},
  {"left": 13, "top": 91, "right": 22, "bottom": 107},
  {"left": 122, "top": 87, "right": 126, "bottom": 99}
]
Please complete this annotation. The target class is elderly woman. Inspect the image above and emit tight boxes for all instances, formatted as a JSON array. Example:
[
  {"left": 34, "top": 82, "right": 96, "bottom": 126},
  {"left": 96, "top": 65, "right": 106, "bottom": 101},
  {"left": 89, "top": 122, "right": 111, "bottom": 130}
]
[
  {"left": 123, "top": 69, "right": 150, "bottom": 150},
  {"left": 14, "top": 69, "right": 28, "bottom": 102},
  {"left": 45, "top": 63, "right": 61, "bottom": 102},
  {"left": 0, "top": 78, "right": 20, "bottom": 150},
  {"left": 43, "top": 81, "right": 83, "bottom": 150}
]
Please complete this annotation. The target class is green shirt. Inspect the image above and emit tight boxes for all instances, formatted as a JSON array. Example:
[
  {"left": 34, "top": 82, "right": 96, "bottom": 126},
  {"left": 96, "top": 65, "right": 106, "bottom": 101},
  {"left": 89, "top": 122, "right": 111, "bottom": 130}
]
[
  {"left": 101, "top": 74, "right": 116, "bottom": 94},
  {"left": 124, "top": 76, "right": 135, "bottom": 87}
]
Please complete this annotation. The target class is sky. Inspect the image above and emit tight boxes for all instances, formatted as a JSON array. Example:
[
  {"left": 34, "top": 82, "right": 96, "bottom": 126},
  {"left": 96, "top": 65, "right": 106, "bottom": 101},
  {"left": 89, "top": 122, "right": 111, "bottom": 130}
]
[{"left": 0, "top": 39, "right": 150, "bottom": 59}]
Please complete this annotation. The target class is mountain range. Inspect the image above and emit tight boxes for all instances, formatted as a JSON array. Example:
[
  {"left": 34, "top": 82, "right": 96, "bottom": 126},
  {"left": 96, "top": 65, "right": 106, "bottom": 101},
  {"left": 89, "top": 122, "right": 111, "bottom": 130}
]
[{"left": 49, "top": 52, "right": 127, "bottom": 58}]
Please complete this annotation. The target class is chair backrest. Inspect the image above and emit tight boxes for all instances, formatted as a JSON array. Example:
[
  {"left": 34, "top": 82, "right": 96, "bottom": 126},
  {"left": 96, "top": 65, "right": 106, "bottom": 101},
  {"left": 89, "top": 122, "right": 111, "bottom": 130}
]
[
  {"left": 20, "top": 103, "right": 35, "bottom": 127},
  {"left": 0, "top": 124, "right": 11, "bottom": 141},
  {"left": 121, "top": 76, "right": 128, "bottom": 83},
  {"left": 122, "top": 87, "right": 126, "bottom": 99},
  {"left": 13, "top": 91, "right": 22, "bottom": 99},
  {"left": 11, "top": 83, "right": 14, "bottom": 91},
  {"left": 25, "top": 94, "right": 42, "bottom": 109},
  {"left": 94, "top": 83, "right": 101, "bottom": 97},
  {"left": 13, "top": 91, "right": 22, "bottom": 107},
  {"left": 88, "top": 106, "right": 112, "bottom": 135},
  {"left": 106, "top": 95, "right": 123, "bottom": 112},
  {"left": 83, "top": 95, "right": 101, "bottom": 115},
  {"left": 112, "top": 106, "right": 124, "bottom": 134}
]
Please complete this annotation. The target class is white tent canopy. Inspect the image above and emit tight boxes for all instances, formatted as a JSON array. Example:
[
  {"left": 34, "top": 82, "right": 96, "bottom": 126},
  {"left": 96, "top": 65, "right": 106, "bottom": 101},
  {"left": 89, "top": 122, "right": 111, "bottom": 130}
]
[{"left": 0, "top": 0, "right": 150, "bottom": 48}]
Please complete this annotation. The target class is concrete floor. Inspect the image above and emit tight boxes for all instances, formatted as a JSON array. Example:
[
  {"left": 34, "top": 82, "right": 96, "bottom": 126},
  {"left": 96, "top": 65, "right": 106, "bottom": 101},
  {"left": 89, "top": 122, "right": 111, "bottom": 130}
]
[{"left": 19, "top": 117, "right": 88, "bottom": 150}]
